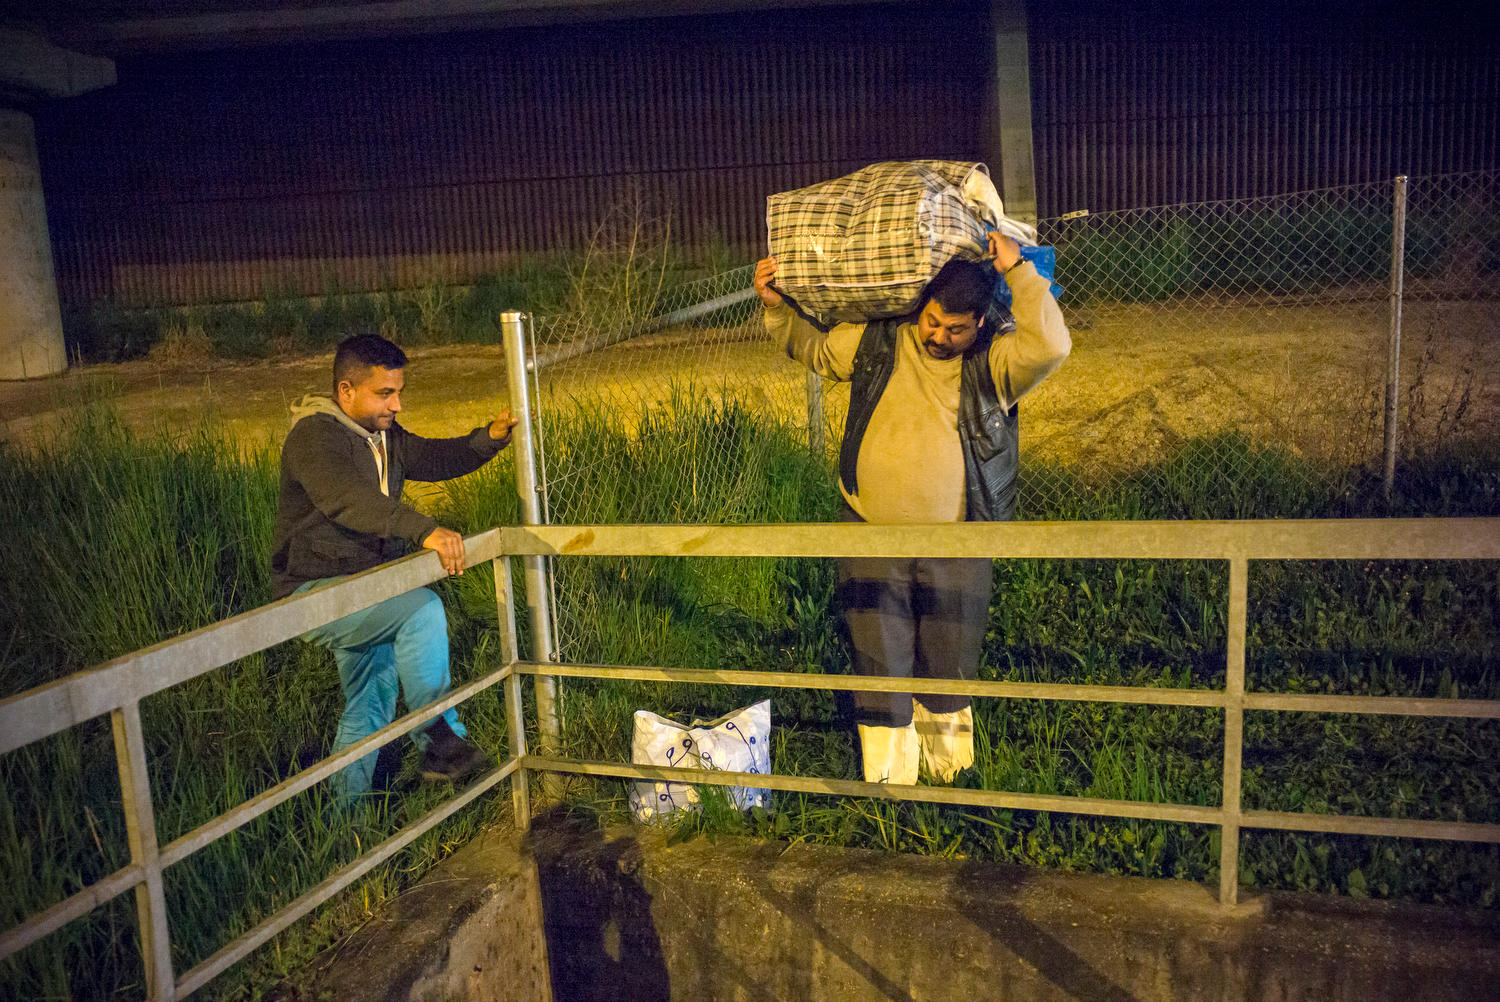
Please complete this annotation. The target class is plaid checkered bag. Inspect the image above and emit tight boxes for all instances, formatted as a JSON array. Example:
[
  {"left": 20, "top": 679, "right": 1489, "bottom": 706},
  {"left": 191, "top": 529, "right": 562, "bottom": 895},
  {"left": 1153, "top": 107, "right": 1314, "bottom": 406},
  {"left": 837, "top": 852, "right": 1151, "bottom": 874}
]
[{"left": 766, "top": 160, "right": 1006, "bottom": 322}]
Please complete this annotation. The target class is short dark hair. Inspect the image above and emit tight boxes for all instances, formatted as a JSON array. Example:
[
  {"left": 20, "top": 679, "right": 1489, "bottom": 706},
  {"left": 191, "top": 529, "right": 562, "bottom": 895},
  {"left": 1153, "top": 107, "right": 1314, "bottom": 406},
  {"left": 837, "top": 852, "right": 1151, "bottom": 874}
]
[
  {"left": 921, "top": 258, "right": 996, "bottom": 323},
  {"left": 333, "top": 333, "right": 407, "bottom": 392}
]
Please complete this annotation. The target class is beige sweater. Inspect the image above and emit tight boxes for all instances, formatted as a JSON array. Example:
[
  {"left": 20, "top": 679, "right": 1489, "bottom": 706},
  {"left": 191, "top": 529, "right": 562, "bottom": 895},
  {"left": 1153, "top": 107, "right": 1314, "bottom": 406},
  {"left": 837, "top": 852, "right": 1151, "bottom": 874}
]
[{"left": 767, "top": 260, "right": 1070, "bottom": 523}]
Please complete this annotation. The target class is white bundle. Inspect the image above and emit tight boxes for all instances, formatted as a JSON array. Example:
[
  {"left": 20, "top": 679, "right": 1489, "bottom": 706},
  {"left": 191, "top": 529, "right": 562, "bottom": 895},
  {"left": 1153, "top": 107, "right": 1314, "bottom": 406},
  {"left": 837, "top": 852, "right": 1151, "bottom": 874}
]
[{"left": 628, "top": 700, "right": 771, "bottom": 820}]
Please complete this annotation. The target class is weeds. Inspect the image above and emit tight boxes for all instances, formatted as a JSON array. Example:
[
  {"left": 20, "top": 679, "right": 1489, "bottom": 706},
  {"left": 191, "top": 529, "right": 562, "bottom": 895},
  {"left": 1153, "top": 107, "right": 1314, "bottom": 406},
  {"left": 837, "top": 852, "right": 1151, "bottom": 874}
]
[{"left": 1, "top": 395, "right": 1497, "bottom": 1000}]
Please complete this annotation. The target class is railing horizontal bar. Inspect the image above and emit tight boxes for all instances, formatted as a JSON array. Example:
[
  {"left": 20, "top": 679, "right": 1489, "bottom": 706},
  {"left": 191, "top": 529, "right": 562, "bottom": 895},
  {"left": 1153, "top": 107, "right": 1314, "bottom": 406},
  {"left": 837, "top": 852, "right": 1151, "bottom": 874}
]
[
  {"left": 500, "top": 519, "right": 1500, "bottom": 562},
  {"left": 173, "top": 757, "right": 520, "bottom": 1000},
  {"left": 1244, "top": 692, "right": 1500, "bottom": 719},
  {"left": 0, "top": 863, "right": 144, "bottom": 964},
  {"left": 1242, "top": 810, "right": 1500, "bottom": 843},
  {"left": 512, "top": 662, "right": 1227, "bottom": 707},
  {"left": 0, "top": 530, "right": 504, "bottom": 757},
  {"left": 161, "top": 663, "right": 515, "bottom": 869},
  {"left": 523, "top": 756, "right": 1223, "bottom": 826}
]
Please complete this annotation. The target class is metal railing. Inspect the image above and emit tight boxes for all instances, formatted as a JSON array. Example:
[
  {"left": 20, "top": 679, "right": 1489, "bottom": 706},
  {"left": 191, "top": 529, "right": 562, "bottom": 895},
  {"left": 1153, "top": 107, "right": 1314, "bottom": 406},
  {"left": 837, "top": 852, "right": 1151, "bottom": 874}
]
[
  {"left": 497, "top": 517, "right": 1500, "bottom": 913},
  {"left": 3, "top": 516, "right": 1499, "bottom": 998},
  {"left": 0, "top": 530, "right": 531, "bottom": 1002}
]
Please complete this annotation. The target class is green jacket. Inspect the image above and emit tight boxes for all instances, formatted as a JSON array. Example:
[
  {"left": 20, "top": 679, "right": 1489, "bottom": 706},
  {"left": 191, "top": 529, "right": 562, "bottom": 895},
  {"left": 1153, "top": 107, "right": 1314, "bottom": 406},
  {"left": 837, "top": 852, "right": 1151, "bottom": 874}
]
[{"left": 270, "top": 404, "right": 504, "bottom": 599}]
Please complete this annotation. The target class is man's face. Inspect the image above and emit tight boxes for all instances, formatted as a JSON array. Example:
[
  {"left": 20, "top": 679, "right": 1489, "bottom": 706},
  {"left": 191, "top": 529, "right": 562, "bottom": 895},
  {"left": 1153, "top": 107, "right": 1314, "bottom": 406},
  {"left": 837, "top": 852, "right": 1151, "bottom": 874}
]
[
  {"left": 337, "top": 365, "right": 404, "bottom": 432},
  {"left": 918, "top": 300, "right": 982, "bottom": 360}
]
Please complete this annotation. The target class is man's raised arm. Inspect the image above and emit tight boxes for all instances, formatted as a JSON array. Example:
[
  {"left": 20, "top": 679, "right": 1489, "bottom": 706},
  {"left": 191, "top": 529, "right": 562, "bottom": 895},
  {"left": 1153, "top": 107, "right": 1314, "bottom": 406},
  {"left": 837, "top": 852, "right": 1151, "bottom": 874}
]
[
  {"left": 984, "top": 233, "right": 1071, "bottom": 406},
  {"left": 755, "top": 255, "right": 861, "bottom": 381}
]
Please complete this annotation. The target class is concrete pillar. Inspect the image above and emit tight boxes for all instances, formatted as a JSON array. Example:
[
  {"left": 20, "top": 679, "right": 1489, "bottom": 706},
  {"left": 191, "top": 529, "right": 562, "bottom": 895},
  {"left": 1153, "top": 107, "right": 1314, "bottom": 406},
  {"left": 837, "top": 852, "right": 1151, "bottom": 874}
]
[
  {"left": 0, "top": 107, "right": 66, "bottom": 379},
  {"left": 988, "top": 0, "right": 1038, "bottom": 223}
]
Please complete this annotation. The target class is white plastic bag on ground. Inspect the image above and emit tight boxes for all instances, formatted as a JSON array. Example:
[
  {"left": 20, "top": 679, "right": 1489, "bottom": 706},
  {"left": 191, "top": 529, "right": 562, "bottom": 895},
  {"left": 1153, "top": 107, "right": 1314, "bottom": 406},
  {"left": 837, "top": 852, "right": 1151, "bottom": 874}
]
[
  {"left": 628, "top": 700, "right": 771, "bottom": 820},
  {"left": 766, "top": 160, "right": 1037, "bottom": 323}
]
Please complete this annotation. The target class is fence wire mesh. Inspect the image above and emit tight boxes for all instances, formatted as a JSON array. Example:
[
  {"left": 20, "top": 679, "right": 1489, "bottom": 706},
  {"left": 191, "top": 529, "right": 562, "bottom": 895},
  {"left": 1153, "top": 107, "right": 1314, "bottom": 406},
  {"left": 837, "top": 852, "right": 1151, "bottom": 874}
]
[
  {"left": 521, "top": 171, "right": 1498, "bottom": 662},
  {"left": 1021, "top": 171, "right": 1496, "bottom": 519}
]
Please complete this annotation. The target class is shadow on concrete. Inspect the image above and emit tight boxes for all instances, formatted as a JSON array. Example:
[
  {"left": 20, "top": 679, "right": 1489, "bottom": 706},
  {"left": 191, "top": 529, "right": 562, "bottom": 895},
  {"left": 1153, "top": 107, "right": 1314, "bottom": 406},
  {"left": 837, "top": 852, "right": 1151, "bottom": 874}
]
[
  {"left": 743, "top": 867, "right": 919, "bottom": 1002},
  {"left": 527, "top": 811, "right": 672, "bottom": 1002},
  {"left": 638, "top": 851, "right": 818, "bottom": 1001},
  {"left": 952, "top": 859, "right": 1142, "bottom": 1002}
]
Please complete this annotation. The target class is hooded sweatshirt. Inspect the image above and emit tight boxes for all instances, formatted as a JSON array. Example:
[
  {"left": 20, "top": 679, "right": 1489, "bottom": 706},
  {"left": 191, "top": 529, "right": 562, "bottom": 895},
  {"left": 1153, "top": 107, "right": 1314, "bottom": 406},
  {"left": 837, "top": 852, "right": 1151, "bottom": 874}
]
[{"left": 269, "top": 395, "right": 505, "bottom": 599}]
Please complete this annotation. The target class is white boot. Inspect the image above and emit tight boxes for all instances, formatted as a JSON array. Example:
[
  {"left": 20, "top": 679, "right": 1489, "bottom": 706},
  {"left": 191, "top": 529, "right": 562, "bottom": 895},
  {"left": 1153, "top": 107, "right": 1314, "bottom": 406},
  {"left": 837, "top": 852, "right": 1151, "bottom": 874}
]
[
  {"left": 913, "top": 702, "right": 974, "bottom": 783},
  {"left": 857, "top": 722, "right": 919, "bottom": 785}
]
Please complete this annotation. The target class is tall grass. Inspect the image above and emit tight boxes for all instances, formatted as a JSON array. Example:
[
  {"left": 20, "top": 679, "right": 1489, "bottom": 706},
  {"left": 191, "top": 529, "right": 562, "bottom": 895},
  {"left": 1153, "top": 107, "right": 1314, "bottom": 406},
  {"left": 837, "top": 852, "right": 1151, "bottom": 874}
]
[
  {"left": 2, "top": 395, "right": 1498, "bottom": 999},
  {"left": 0, "top": 406, "right": 516, "bottom": 1000}
]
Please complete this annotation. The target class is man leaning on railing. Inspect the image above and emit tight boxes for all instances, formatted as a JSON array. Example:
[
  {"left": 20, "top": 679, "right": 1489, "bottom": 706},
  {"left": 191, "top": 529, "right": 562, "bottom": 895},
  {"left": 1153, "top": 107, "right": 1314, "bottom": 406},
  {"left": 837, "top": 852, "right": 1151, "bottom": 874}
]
[{"left": 268, "top": 333, "right": 519, "bottom": 802}]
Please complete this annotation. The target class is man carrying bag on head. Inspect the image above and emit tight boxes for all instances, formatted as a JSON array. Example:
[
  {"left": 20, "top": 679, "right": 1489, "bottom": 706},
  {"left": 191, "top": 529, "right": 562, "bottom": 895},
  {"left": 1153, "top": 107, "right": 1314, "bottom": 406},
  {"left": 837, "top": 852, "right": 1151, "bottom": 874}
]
[{"left": 754, "top": 228, "right": 1069, "bottom": 786}]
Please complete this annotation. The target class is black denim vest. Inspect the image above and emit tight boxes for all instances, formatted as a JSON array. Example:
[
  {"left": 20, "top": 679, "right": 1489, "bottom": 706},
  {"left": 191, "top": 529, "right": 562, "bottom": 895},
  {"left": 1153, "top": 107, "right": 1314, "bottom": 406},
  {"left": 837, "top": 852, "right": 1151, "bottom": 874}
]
[{"left": 838, "top": 317, "right": 1019, "bottom": 522}]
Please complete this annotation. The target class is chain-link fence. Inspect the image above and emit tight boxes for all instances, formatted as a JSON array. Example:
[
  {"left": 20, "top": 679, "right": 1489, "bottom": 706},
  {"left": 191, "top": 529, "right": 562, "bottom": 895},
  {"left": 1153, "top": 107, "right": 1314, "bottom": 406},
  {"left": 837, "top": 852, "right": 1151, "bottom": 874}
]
[
  {"left": 514, "top": 170, "right": 1497, "bottom": 661},
  {"left": 515, "top": 265, "right": 804, "bottom": 663},
  {"left": 1020, "top": 170, "right": 1497, "bottom": 516}
]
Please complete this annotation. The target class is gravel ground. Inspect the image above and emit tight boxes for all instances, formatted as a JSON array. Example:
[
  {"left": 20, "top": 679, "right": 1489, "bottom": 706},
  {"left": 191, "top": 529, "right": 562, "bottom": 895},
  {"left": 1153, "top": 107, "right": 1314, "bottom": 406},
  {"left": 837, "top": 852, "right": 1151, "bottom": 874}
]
[{"left": 2, "top": 298, "right": 1493, "bottom": 470}]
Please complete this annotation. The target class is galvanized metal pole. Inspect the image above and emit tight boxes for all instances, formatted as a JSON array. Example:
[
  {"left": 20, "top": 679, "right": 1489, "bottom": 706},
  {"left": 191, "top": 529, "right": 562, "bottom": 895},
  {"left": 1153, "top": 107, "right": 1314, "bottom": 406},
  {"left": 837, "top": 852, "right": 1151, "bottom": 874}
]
[
  {"left": 805, "top": 370, "right": 824, "bottom": 455},
  {"left": 112, "top": 701, "right": 175, "bottom": 1002},
  {"left": 500, "top": 311, "right": 561, "bottom": 772},
  {"left": 1218, "top": 557, "right": 1248, "bottom": 907},
  {"left": 493, "top": 556, "right": 531, "bottom": 830},
  {"left": 1382, "top": 175, "right": 1408, "bottom": 500}
]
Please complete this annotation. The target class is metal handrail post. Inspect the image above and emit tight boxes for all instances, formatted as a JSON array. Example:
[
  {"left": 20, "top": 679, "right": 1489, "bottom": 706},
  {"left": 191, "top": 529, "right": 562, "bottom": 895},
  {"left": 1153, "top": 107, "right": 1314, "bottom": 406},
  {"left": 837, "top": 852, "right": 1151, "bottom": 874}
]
[
  {"left": 493, "top": 556, "right": 531, "bottom": 829},
  {"left": 1218, "top": 557, "right": 1248, "bottom": 906},
  {"left": 112, "top": 700, "right": 175, "bottom": 1001},
  {"left": 1382, "top": 174, "right": 1408, "bottom": 499},
  {"left": 500, "top": 311, "right": 562, "bottom": 776}
]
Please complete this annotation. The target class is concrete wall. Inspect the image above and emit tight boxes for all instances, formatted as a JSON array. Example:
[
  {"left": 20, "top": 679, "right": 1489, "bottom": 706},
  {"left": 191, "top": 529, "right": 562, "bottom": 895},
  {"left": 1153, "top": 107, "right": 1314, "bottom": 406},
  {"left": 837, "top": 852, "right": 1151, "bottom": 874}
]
[
  {"left": 311, "top": 818, "right": 1500, "bottom": 1002},
  {"left": 534, "top": 825, "right": 1500, "bottom": 1002},
  {"left": 308, "top": 826, "right": 552, "bottom": 1002},
  {"left": 0, "top": 108, "right": 66, "bottom": 380}
]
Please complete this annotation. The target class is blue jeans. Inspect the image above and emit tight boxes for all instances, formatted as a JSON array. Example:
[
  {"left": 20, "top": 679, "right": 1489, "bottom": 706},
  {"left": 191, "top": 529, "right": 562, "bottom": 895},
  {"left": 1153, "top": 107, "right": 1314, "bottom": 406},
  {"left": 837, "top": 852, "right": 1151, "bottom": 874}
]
[{"left": 296, "top": 581, "right": 466, "bottom": 799}]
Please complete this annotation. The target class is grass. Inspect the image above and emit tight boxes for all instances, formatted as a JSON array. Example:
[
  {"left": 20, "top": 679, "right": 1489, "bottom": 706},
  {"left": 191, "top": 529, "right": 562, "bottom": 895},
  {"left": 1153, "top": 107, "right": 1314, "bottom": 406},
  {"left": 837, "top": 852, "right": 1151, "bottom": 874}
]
[
  {"left": 2, "top": 393, "right": 1498, "bottom": 999},
  {"left": 0, "top": 403, "right": 521, "bottom": 1000},
  {"left": 66, "top": 245, "right": 737, "bottom": 365}
]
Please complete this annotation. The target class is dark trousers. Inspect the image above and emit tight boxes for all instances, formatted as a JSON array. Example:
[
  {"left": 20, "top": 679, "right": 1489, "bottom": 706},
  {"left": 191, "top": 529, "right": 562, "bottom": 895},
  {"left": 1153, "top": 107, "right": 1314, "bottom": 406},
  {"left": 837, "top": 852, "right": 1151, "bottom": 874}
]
[{"left": 835, "top": 505, "right": 991, "bottom": 728}]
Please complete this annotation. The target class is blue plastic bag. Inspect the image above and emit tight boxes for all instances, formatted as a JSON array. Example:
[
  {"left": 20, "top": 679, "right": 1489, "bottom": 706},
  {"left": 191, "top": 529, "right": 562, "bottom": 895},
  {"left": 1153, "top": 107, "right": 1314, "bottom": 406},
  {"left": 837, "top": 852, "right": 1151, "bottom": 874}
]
[{"left": 990, "top": 242, "right": 1064, "bottom": 308}]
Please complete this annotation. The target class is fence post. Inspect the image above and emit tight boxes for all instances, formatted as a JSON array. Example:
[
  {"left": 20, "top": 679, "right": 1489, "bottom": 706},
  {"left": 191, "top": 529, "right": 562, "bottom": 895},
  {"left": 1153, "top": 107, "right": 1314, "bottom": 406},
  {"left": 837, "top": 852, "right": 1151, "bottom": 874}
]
[
  {"left": 500, "top": 311, "right": 562, "bottom": 783},
  {"left": 1382, "top": 175, "right": 1409, "bottom": 500},
  {"left": 805, "top": 370, "right": 824, "bottom": 455},
  {"left": 112, "top": 700, "right": 175, "bottom": 1001},
  {"left": 1218, "top": 557, "right": 1248, "bottom": 906}
]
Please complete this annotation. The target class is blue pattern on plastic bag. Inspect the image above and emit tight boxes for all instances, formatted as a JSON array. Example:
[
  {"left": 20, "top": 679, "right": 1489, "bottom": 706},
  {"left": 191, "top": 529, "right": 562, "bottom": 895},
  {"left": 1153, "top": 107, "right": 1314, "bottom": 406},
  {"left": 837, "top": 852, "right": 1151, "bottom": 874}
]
[{"left": 984, "top": 227, "right": 1064, "bottom": 306}]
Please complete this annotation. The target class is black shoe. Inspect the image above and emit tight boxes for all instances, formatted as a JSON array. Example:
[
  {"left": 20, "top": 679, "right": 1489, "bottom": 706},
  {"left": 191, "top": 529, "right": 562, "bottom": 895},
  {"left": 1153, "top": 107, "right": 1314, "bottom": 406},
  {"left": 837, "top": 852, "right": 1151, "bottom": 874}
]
[
  {"left": 371, "top": 736, "right": 409, "bottom": 791},
  {"left": 420, "top": 718, "right": 490, "bottom": 783}
]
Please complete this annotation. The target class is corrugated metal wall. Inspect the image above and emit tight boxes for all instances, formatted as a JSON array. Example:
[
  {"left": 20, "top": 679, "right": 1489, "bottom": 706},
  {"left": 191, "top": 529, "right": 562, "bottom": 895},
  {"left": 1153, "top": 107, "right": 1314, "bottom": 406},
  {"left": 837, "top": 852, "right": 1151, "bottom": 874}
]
[
  {"left": 1029, "top": 5, "right": 1500, "bottom": 215},
  {"left": 35, "top": 3, "right": 991, "bottom": 308},
  {"left": 33, "top": 2, "right": 1500, "bottom": 311}
]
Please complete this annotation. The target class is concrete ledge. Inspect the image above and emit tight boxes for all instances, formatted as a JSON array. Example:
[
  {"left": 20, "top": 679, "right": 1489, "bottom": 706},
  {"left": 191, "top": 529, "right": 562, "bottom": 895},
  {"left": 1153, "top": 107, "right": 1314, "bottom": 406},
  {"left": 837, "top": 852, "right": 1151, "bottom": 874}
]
[
  {"left": 0, "top": 29, "right": 115, "bottom": 98},
  {"left": 310, "top": 815, "right": 1500, "bottom": 1002},
  {"left": 307, "top": 824, "right": 551, "bottom": 1002},
  {"left": 532, "top": 821, "right": 1500, "bottom": 1002}
]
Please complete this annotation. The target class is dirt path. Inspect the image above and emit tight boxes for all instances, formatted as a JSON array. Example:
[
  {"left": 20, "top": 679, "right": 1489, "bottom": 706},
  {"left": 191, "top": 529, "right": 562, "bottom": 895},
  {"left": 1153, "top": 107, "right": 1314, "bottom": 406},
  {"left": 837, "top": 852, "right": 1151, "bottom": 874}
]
[{"left": 2, "top": 300, "right": 1493, "bottom": 469}]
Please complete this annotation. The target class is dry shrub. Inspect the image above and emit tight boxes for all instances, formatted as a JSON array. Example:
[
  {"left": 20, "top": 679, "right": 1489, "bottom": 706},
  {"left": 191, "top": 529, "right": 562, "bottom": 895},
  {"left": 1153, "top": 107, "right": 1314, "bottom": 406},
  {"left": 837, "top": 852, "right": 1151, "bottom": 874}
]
[
  {"left": 546, "top": 185, "right": 672, "bottom": 347},
  {"left": 148, "top": 314, "right": 214, "bottom": 365},
  {"left": 1400, "top": 304, "right": 1488, "bottom": 458}
]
